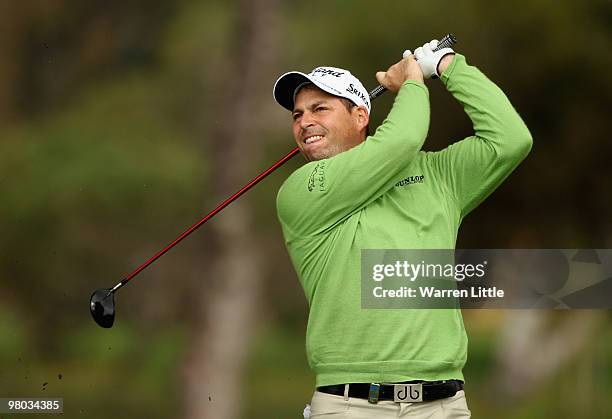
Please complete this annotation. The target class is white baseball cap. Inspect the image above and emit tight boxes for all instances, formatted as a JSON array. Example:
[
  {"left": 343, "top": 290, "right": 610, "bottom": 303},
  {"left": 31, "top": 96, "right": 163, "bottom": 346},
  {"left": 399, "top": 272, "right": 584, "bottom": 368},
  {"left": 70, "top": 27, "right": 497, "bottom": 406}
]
[{"left": 273, "top": 66, "right": 371, "bottom": 113}]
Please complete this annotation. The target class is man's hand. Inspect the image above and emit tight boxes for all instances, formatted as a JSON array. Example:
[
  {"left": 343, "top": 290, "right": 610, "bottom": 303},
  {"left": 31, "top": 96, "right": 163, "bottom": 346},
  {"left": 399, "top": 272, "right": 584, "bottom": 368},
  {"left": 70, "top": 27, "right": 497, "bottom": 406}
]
[
  {"left": 375, "top": 51, "right": 424, "bottom": 93},
  {"left": 414, "top": 39, "right": 455, "bottom": 79}
]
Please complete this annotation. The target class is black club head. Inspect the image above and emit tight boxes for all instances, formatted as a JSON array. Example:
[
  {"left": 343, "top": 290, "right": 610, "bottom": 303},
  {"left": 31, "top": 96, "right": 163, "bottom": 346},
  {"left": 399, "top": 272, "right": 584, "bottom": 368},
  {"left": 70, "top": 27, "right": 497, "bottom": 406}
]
[{"left": 90, "top": 289, "right": 115, "bottom": 328}]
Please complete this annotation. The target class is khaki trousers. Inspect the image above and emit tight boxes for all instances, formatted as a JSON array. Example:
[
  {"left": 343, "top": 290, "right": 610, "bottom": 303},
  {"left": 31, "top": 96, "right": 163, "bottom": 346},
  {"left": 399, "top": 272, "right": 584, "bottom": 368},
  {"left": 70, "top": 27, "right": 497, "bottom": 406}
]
[{"left": 307, "top": 389, "right": 471, "bottom": 418}]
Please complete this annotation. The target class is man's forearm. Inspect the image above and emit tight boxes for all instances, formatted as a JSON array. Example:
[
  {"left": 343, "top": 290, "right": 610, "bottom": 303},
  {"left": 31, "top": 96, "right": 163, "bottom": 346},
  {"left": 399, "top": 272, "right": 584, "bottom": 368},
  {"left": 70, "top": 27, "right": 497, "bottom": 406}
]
[
  {"left": 440, "top": 54, "right": 532, "bottom": 157},
  {"left": 437, "top": 54, "right": 455, "bottom": 77}
]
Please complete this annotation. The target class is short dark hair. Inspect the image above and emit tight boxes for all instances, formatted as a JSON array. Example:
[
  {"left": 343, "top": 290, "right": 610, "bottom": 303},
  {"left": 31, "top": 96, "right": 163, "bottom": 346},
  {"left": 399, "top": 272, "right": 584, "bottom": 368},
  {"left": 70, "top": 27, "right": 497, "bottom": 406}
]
[
  {"left": 338, "top": 98, "right": 370, "bottom": 137},
  {"left": 339, "top": 97, "right": 357, "bottom": 112}
]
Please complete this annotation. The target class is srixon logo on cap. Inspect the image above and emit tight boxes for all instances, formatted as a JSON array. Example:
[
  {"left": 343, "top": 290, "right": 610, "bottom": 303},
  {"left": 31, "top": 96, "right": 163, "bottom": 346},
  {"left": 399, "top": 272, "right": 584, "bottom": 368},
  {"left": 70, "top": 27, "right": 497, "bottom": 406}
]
[
  {"left": 311, "top": 68, "right": 345, "bottom": 77},
  {"left": 347, "top": 83, "right": 370, "bottom": 108}
]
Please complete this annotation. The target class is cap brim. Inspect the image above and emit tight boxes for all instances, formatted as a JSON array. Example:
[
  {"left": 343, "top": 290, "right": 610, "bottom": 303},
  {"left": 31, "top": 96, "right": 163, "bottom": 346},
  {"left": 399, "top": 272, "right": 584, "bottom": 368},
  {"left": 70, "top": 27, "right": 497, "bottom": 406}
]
[
  {"left": 273, "top": 71, "right": 312, "bottom": 111},
  {"left": 273, "top": 70, "right": 367, "bottom": 113}
]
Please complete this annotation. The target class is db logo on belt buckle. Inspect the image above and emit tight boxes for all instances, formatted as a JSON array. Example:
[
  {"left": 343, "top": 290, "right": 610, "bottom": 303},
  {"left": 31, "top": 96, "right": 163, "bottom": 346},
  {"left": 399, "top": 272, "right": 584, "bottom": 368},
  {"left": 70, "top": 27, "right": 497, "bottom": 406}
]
[{"left": 393, "top": 383, "right": 423, "bottom": 402}]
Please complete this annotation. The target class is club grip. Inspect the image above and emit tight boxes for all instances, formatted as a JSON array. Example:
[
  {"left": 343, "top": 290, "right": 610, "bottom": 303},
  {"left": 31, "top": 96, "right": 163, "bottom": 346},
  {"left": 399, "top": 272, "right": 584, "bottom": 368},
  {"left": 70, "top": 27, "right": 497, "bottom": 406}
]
[{"left": 368, "top": 33, "right": 457, "bottom": 101}]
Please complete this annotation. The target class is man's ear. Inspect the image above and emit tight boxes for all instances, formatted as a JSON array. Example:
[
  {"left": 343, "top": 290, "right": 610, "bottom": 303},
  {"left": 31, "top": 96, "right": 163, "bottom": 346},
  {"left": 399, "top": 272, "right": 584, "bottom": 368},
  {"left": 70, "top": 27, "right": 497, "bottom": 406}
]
[{"left": 354, "top": 106, "right": 369, "bottom": 132}]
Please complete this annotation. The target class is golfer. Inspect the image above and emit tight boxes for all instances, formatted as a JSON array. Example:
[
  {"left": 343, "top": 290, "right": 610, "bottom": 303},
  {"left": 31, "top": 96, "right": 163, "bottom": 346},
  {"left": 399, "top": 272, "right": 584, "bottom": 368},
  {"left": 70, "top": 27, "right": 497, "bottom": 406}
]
[{"left": 273, "top": 39, "right": 532, "bottom": 418}]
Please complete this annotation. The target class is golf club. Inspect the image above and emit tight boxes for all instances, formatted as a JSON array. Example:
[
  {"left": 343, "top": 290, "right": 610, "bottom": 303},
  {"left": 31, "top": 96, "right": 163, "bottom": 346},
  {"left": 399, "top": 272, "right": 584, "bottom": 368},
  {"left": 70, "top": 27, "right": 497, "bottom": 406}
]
[{"left": 90, "top": 34, "right": 458, "bottom": 328}]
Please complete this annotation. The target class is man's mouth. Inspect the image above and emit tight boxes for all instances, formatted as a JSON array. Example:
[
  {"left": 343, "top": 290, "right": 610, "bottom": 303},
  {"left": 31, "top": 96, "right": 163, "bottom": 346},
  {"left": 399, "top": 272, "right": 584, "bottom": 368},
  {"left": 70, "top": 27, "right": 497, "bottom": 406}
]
[{"left": 304, "top": 135, "right": 324, "bottom": 145}]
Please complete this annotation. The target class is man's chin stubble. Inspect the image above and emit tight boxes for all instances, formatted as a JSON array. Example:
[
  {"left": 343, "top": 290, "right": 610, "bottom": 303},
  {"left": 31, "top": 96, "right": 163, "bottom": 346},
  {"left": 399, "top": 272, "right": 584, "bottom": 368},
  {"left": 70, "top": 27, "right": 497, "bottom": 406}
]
[{"left": 306, "top": 145, "right": 345, "bottom": 161}]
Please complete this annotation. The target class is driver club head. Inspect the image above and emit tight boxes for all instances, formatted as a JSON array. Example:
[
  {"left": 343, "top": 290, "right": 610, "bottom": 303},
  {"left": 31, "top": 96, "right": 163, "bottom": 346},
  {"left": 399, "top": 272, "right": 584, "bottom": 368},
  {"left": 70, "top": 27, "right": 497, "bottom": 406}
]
[{"left": 90, "top": 289, "right": 116, "bottom": 328}]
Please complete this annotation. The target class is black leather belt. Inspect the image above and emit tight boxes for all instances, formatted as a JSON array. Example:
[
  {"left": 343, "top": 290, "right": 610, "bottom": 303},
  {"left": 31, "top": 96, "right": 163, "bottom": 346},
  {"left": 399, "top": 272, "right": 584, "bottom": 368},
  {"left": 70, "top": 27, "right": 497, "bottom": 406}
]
[{"left": 317, "top": 380, "right": 463, "bottom": 403}]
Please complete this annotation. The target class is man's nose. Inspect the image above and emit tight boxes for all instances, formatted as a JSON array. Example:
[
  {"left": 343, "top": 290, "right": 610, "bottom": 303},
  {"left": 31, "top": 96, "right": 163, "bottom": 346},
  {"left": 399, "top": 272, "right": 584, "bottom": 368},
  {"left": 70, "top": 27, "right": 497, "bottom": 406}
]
[{"left": 300, "top": 112, "right": 316, "bottom": 129}]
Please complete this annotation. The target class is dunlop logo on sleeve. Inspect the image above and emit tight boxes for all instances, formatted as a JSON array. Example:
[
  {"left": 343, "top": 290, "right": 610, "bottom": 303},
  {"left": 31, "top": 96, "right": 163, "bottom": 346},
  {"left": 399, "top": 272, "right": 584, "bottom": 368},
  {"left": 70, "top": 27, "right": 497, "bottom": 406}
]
[{"left": 395, "top": 174, "right": 424, "bottom": 187}]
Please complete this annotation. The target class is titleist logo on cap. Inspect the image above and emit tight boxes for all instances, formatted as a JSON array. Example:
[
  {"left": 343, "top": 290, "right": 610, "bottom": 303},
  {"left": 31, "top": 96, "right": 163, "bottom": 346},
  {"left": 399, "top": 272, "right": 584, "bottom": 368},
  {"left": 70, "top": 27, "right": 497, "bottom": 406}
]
[
  {"left": 310, "top": 68, "right": 345, "bottom": 78},
  {"left": 273, "top": 65, "right": 371, "bottom": 113}
]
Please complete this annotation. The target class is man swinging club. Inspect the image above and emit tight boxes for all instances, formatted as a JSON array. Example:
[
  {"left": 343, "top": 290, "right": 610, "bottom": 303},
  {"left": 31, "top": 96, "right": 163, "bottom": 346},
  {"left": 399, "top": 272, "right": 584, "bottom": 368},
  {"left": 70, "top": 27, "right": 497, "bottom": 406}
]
[{"left": 273, "top": 38, "right": 532, "bottom": 418}]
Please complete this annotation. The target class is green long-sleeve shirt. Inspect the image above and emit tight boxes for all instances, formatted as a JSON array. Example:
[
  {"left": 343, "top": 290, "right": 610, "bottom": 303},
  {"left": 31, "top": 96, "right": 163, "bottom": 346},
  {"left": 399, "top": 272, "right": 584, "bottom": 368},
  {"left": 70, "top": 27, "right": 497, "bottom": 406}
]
[{"left": 276, "top": 54, "right": 532, "bottom": 386}]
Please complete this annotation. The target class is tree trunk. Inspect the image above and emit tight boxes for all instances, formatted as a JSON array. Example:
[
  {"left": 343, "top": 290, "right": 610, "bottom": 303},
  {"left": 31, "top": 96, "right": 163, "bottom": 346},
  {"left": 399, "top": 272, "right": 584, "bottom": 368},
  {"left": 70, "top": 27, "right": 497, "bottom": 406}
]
[{"left": 182, "top": 1, "right": 280, "bottom": 418}]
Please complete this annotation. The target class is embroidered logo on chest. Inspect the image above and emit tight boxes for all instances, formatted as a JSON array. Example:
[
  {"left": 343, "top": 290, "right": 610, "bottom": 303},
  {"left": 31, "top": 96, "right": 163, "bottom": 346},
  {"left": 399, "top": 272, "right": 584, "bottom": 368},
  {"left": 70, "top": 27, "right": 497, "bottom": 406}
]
[
  {"left": 395, "top": 174, "right": 425, "bottom": 187},
  {"left": 307, "top": 162, "right": 326, "bottom": 192}
]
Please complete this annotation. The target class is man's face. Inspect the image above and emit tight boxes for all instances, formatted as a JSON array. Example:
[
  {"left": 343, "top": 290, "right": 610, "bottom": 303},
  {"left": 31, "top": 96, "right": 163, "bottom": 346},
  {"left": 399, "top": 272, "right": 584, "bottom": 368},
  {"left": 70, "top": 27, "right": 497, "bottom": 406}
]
[{"left": 292, "top": 86, "right": 368, "bottom": 161}]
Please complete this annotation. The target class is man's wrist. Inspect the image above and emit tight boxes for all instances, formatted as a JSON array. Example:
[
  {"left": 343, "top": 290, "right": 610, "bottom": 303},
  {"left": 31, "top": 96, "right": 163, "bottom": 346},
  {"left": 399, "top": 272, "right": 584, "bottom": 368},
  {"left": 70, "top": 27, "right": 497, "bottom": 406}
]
[
  {"left": 437, "top": 53, "right": 455, "bottom": 76},
  {"left": 401, "top": 79, "right": 427, "bottom": 90}
]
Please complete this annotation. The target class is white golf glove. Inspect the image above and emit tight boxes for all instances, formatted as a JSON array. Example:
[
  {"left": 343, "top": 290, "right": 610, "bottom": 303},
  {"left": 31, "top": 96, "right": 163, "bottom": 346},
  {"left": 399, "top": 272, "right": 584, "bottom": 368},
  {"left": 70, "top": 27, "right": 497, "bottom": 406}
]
[{"left": 414, "top": 39, "right": 455, "bottom": 79}]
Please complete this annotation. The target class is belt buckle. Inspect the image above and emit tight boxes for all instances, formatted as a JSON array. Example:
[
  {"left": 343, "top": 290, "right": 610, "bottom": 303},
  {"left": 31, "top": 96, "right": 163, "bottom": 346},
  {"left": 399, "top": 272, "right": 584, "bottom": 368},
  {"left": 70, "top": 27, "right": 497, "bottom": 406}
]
[
  {"left": 368, "top": 383, "right": 381, "bottom": 404},
  {"left": 393, "top": 383, "right": 423, "bottom": 402}
]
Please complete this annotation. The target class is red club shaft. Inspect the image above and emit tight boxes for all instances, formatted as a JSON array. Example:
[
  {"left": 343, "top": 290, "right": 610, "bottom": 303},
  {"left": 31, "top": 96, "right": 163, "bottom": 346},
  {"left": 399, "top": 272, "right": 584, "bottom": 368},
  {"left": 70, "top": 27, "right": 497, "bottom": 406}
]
[{"left": 110, "top": 146, "right": 300, "bottom": 293}]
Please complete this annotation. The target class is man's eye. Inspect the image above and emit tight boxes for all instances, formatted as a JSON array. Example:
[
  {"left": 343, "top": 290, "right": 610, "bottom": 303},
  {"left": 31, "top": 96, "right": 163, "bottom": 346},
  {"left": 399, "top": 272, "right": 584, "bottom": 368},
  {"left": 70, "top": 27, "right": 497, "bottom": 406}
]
[
  {"left": 292, "top": 113, "right": 301, "bottom": 121},
  {"left": 315, "top": 106, "right": 327, "bottom": 112}
]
